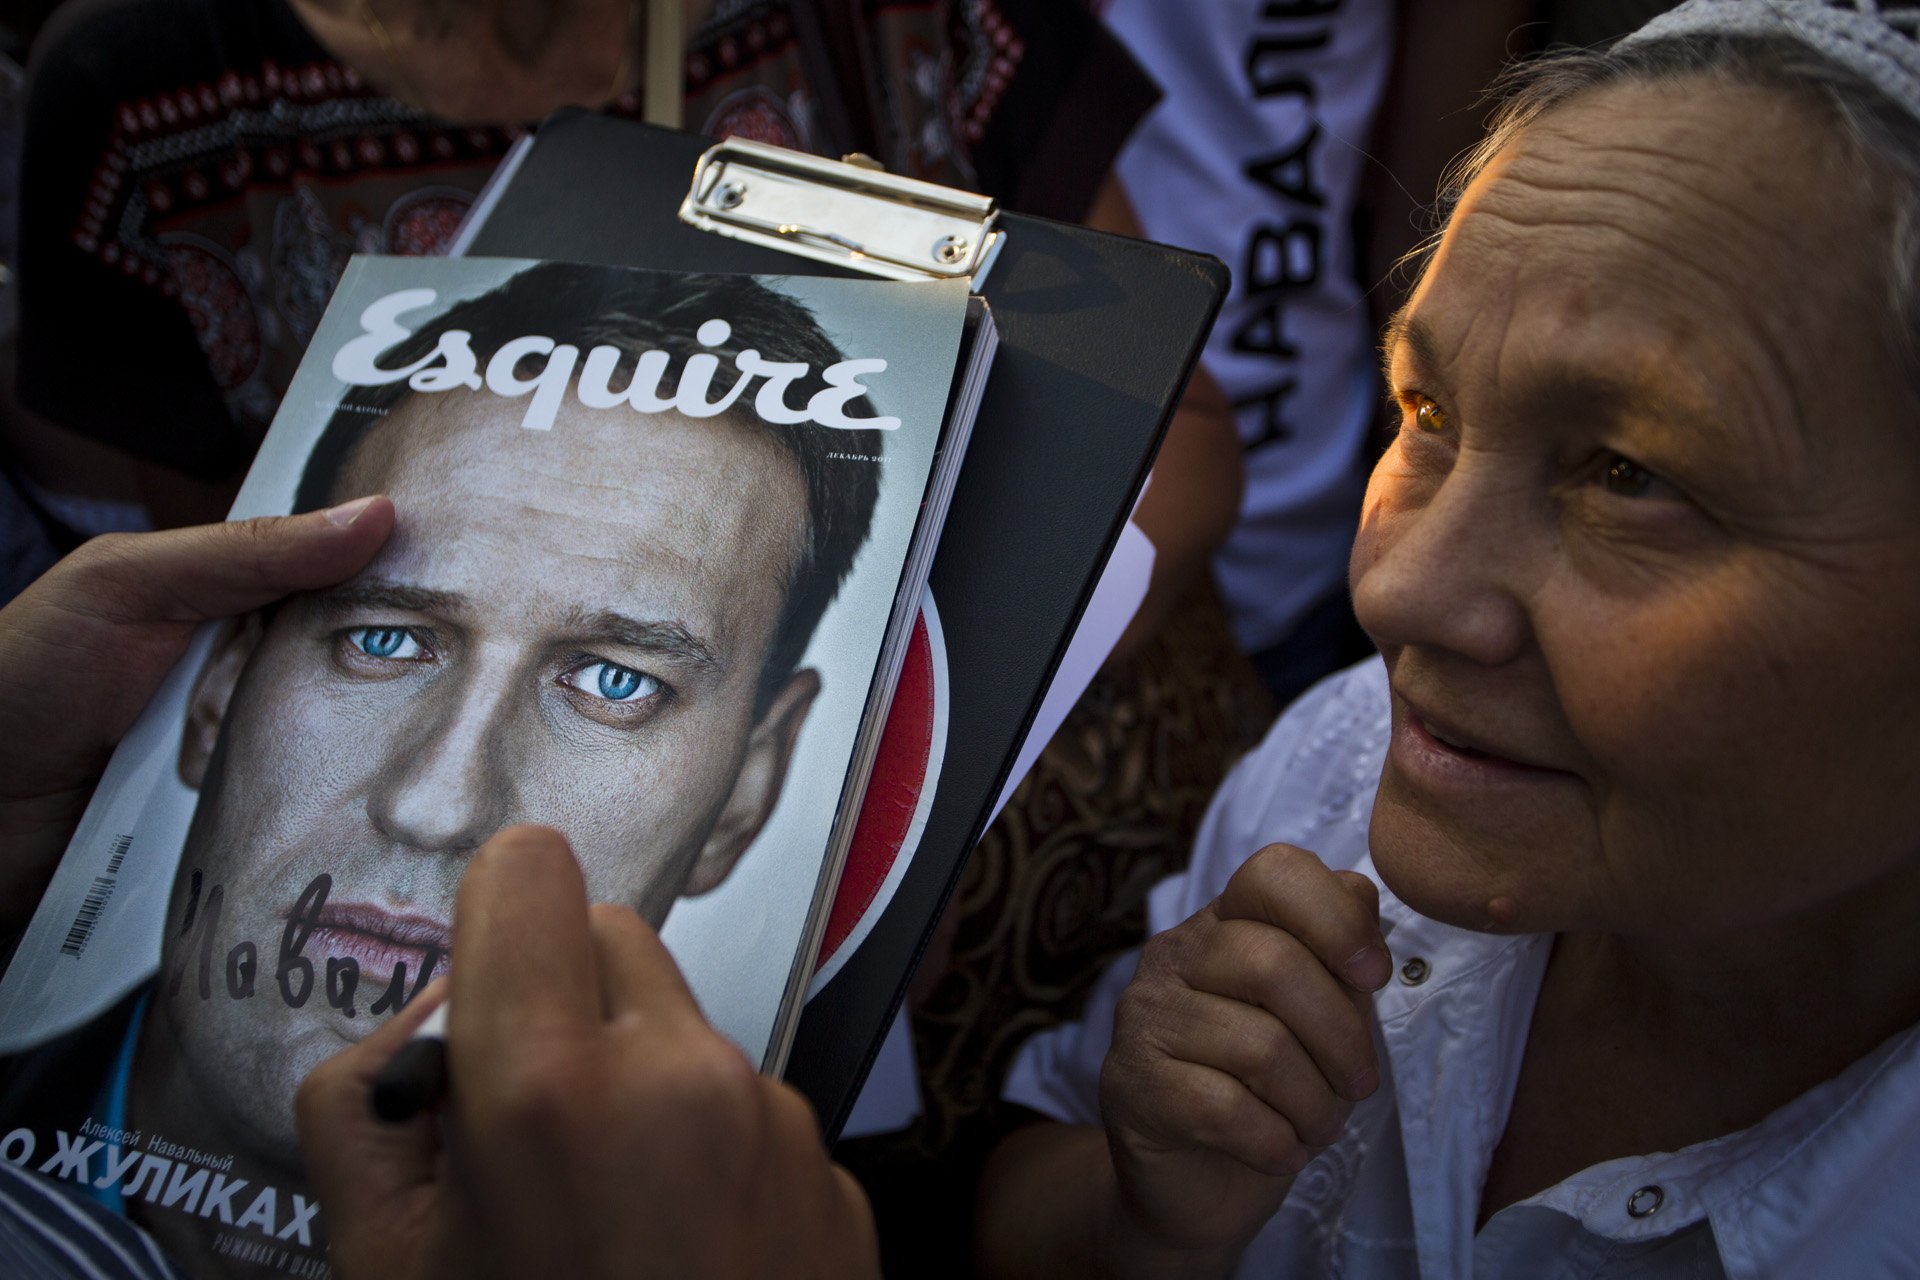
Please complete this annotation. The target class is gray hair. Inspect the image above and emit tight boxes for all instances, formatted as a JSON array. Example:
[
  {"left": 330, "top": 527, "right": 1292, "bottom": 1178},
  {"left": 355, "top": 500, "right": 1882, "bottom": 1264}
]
[{"left": 1423, "top": 31, "right": 1920, "bottom": 394}]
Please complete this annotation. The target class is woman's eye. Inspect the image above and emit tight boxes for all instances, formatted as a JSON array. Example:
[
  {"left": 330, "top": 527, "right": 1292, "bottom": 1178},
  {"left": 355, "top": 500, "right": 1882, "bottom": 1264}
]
[
  {"left": 565, "top": 660, "right": 662, "bottom": 705},
  {"left": 1600, "top": 453, "right": 1678, "bottom": 499},
  {"left": 348, "top": 627, "right": 426, "bottom": 660},
  {"left": 1408, "top": 393, "right": 1450, "bottom": 435}
]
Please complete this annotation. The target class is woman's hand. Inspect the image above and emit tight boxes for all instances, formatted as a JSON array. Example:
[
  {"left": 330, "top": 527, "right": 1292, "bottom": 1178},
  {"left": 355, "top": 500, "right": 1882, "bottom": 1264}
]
[
  {"left": 1098, "top": 843, "right": 1389, "bottom": 1267},
  {"left": 297, "top": 825, "right": 880, "bottom": 1280}
]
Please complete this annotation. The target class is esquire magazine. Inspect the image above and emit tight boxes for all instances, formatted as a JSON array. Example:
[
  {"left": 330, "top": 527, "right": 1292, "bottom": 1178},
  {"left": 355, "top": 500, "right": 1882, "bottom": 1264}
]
[{"left": 0, "top": 254, "right": 975, "bottom": 1276}]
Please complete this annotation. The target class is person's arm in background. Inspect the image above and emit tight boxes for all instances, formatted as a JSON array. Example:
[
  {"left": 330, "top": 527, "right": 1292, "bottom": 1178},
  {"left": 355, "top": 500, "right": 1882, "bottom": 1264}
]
[
  {"left": 0, "top": 497, "right": 394, "bottom": 942},
  {"left": 1362, "top": 0, "right": 1543, "bottom": 327},
  {"left": 954, "top": 0, "right": 1242, "bottom": 664},
  {"left": 1081, "top": 176, "right": 1244, "bottom": 665}
]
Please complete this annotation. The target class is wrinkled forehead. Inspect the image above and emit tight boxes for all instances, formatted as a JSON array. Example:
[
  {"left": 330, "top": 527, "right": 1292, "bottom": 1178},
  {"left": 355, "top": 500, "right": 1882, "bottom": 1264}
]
[
  {"left": 1467, "top": 77, "right": 1867, "bottom": 284},
  {"left": 1407, "top": 77, "right": 1906, "bottom": 439}
]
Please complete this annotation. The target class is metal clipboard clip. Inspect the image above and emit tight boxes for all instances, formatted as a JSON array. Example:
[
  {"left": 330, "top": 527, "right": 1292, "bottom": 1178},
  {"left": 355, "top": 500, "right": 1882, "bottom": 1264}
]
[{"left": 679, "top": 138, "right": 1003, "bottom": 288}]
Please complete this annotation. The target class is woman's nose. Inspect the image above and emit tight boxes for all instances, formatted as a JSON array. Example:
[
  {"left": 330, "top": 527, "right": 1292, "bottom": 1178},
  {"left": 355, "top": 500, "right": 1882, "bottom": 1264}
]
[{"left": 1349, "top": 458, "right": 1533, "bottom": 668}]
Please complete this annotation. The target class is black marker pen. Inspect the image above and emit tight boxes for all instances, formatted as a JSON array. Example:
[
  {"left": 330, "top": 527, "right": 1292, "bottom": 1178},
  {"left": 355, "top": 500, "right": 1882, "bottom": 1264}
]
[{"left": 371, "top": 1003, "right": 450, "bottom": 1123}]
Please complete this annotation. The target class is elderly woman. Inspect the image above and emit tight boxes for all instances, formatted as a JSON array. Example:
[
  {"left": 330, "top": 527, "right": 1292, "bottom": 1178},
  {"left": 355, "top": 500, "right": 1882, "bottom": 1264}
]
[{"left": 976, "top": 1, "right": 1920, "bottom": 1276}]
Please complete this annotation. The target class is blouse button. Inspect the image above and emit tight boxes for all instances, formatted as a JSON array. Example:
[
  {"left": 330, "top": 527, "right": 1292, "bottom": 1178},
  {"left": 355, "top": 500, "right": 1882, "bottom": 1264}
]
[
  {"left": 1399, "top": 957, "right": 1430, "bottom": 986},
  {"left": 1626, "top": 1185, "right": 1664, "bottom": 1218}
]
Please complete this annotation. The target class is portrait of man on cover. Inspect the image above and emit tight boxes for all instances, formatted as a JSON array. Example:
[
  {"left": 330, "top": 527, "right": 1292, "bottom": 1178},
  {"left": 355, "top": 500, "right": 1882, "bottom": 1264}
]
[{"left": 0, "top": 260, "right": 952, "bottom": 1277}]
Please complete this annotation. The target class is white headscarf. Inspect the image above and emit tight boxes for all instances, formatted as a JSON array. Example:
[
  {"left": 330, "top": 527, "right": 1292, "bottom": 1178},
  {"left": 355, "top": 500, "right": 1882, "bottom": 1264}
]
[{"left": 1620, "top": 1, "right": 1920, "bottom": 118}]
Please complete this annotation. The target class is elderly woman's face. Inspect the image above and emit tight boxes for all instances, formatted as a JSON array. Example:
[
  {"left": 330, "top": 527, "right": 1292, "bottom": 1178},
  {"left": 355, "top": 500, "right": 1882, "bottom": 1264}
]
[{"left": 1354, "top": 79, "right": 1920, "bottom": 938}]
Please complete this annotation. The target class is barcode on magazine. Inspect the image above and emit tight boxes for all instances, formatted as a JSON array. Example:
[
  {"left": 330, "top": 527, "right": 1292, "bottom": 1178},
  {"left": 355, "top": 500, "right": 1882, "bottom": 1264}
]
[{"left": 61, "top": 834, "right": 131, "bottom": 958}]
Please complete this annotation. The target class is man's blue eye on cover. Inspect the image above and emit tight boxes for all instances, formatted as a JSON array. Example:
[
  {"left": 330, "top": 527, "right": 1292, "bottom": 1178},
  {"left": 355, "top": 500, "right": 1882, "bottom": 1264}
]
[
  {"left": 572, "top": 660, "right": 660, "bottom": 704},
  {"left": 349, "top": 627, "right": 425, "bottom": 660}
]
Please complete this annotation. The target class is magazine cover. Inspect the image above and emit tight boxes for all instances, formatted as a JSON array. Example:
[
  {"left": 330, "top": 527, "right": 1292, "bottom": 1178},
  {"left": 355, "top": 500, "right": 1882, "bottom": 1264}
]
[{"left": 0, "top": 255, "right": 967, "bottom": 1276}]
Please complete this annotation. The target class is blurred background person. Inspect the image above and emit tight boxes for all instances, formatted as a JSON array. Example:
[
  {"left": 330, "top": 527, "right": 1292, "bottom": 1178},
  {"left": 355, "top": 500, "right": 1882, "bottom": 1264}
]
[
  {"left": 12, "top": 0, "right": 1236, "bottom": 559},
  {"left": 1091, "top": 0, "right": 1542, "bottom": 710}
]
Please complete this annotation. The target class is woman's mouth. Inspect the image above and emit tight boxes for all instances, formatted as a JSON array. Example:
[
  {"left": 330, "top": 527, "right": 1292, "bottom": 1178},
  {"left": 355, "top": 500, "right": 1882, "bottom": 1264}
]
[
  {"left": 1391, "top": 696, "right": 1574, "bottom": 790},
  {"left": 1422, "top": 718, "right": 1484, "bottom": 755}
]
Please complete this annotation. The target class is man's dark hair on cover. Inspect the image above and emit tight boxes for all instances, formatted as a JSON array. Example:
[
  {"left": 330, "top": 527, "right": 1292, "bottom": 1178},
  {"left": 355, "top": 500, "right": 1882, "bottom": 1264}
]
[{"left": 294, "top": 263, "right": 885, "bottom": 704}]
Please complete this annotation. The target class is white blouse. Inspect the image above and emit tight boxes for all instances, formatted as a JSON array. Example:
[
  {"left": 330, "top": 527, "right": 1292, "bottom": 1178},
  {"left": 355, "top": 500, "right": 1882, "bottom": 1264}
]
[{"left": 1005, "top": 658, "right": 1920, "bottom": 1279}]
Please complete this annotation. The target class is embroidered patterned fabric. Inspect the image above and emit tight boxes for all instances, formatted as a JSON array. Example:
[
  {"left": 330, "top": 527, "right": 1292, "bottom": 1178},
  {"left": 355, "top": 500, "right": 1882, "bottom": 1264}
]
[
  {"left": 906, "top": 581, "right": 1273, "bottom": 1149},
  {"left": 17, "top": 0, "right": 1152, "bottom": 476}
]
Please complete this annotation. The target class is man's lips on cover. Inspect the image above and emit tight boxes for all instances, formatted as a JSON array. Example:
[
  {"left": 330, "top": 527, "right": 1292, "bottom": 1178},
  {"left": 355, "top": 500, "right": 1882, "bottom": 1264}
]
[{"left": 293, "top": 900, "right": 453, "bottom": 984}]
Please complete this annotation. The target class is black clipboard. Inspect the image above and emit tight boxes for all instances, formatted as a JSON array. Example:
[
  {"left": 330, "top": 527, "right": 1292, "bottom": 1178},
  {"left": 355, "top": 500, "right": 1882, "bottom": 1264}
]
[{"left": 457, "top": 113, "right": 1227, "bottom": 1136}]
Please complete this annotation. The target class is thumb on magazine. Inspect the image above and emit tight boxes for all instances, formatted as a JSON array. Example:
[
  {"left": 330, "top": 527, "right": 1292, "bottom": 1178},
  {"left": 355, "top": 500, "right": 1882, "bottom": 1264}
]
[
  {"left": 0, "top": 499, "right": 397, "bottom": 936},
  {"left": 83, "top": 495, "right": 398, "bottom": 625},
  {"left": 1, "top": 496, "right": 398, "bottom": 760},
  {"left": 1, "top": 496, "right": 396, "bottom": 770}
]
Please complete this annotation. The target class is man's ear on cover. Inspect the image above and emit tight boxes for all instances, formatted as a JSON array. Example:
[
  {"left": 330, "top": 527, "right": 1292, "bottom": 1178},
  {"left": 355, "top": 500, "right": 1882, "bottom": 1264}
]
[
  {"left": 684, "top": 667, "right": 823, "bottom": 896},
  {"left": 178, "top": 614, "right": 266, "bottom": 790}
]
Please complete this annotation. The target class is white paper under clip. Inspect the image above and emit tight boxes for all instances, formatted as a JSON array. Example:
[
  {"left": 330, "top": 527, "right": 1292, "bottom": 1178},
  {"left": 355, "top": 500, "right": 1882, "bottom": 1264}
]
[{"left": 679, "top": 138, "right": 1003, "bottom": 287}]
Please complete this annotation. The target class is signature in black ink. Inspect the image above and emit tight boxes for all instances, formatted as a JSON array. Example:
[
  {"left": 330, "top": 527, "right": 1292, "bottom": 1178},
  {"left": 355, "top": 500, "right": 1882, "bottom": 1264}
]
[{"left": 167, "top": 872, "right": 442, "bottom": 1019}]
